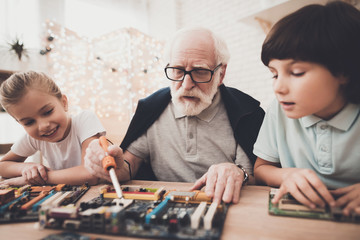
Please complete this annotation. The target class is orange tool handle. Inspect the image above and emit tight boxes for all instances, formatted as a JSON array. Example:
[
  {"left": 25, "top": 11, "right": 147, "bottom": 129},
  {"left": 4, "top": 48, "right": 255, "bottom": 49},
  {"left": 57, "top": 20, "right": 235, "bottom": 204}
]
[
  {"left": 99, "top": 136, "right": 116, "bottom": 171},
  {"left": 20, "top": 191, "right": 48, "bottom": 211}
]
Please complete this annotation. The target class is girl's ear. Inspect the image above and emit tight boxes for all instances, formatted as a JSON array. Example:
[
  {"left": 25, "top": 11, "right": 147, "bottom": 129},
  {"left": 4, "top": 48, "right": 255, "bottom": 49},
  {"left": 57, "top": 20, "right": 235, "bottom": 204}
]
[{"left": 61, "top": 95, "right": 69, "bottom": 111}]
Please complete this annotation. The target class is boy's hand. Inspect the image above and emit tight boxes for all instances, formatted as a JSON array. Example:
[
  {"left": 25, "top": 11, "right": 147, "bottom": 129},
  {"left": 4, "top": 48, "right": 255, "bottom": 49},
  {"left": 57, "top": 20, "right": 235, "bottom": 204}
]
[
  {"left": 21, "top": 163, "right": 49, "bottom": 185},
  {"left": 272, "top": 168, "right": 335, "bottom": 209},
  {"left": 330, "top": 183, "right": 360, "bottom": 216}
]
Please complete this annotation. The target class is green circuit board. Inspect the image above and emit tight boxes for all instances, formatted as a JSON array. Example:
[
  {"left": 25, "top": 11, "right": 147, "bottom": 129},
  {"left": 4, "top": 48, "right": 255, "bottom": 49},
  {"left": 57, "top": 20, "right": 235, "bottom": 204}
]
[
  {"left": 40, "top": 185, "right": 229, "bottom": 240},
  {"left": 268, "top": 188, "right": 360, "bottom": 223}
]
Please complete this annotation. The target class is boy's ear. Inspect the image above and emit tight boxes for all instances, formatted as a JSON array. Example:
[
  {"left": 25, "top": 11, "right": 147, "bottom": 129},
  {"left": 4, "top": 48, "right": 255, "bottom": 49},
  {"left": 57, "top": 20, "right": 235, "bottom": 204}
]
[{"left": 61, "top": 95, "right": 68, "bottom": 111}]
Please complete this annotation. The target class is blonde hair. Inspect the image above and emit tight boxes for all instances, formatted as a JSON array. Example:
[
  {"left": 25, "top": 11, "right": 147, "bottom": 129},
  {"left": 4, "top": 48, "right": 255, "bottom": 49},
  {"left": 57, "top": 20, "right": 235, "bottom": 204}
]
[{"left": 0, "top": 71, "right": 62, "bottom": 111}]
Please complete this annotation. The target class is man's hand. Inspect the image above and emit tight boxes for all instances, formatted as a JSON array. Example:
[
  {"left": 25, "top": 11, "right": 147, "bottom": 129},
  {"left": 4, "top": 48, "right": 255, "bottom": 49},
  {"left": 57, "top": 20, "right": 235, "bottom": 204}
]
[
  {"left": 84, "top": 139, "right": 127, "bottom": 182},
  {"left": 21, "top": 162, "right": 49, "bottom": 185},
  {"left": 190, "top": 162, "right": 245, "bottom": 204},
  {"left": 330, "top": 183, "right": 360, "bottom": 216},
  {"left": 272, "top": 168, "right": 335, "bottom": 209}
]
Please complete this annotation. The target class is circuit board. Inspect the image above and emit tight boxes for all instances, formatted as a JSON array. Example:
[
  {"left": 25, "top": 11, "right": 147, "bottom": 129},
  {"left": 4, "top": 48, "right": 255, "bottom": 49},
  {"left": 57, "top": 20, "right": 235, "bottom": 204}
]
[
  {"left": 0, "top": 183, "right": 90, "bottom": 223},
  {"left": 268, "top": 188, "right": 360, "bottom": 223},
  {"left": 40, "top": 185, "right": 229, "bottom": 240}
]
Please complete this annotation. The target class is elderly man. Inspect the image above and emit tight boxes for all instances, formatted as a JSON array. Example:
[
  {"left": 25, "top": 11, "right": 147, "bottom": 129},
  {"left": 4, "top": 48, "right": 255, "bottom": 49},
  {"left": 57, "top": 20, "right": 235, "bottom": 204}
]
[{"left": 85, "top": 27, "right": 264, "bottom": 204}]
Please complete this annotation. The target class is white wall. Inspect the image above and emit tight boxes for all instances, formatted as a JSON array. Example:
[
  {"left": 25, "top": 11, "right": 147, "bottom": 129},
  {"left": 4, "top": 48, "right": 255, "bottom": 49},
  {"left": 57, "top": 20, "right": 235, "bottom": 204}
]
[
  {"left": 64, "top": 0, "right": 149, "bottom": 38},
  {"left": 1, "top": 0, "right": 328, "bottom": 112},
  {"left": 174, "top": 0, "right": 276, "bottom": 110},
  {"left": 147, "top": 0, "right": 177, "bottom": 40}
]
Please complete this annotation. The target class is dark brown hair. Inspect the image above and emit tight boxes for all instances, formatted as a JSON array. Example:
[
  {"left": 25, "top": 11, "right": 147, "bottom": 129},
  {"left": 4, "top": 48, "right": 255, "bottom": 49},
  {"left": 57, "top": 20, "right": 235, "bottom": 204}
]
[{"left": 261, "top": 1, "right": 360, "bottom": 103}]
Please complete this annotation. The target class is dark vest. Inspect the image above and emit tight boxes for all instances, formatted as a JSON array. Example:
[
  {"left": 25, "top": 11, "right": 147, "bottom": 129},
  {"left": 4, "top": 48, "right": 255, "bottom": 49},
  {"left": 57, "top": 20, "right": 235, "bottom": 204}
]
[{"left": 121, "top": 84, "right": 265, "bottom": 180}]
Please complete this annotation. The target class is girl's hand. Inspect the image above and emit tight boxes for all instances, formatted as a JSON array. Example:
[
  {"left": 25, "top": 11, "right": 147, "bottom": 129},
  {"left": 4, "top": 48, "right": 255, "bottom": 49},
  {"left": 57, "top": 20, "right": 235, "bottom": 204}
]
[
  {"left": 0, "top": 176, "right": 28, "bottom": 186},
  {"left": 330, "top": 183, "right": 360, "bottom": 216},
  {"left": 272, "top": 168, "right": 335, "bottom": 209},
  {"left": 21, "top": 163, "right": 49, "bottom": 185}
]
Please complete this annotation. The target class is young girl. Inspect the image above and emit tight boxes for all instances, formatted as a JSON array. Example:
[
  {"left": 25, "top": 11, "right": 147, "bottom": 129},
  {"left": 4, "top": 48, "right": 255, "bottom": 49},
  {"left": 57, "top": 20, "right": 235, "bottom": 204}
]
[
  {"left": 0, "top": 71, "right": 105, "bottom": 186},
  {"left": 254, "top": 1, "right": 360, "bottom": 216}
]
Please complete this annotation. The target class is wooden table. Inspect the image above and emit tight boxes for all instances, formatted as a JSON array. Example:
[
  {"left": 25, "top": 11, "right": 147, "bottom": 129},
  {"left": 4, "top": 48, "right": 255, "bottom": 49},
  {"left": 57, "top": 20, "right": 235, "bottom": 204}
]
[{"left": 0, "top": 180, "right": 359, "bottom": 240}]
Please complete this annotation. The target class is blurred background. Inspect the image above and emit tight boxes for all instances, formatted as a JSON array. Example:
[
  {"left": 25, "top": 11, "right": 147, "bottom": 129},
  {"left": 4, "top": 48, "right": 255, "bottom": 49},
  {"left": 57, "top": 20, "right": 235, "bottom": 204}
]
[{"left": 1, "top": 0, "right": 358, "bottom": 151}]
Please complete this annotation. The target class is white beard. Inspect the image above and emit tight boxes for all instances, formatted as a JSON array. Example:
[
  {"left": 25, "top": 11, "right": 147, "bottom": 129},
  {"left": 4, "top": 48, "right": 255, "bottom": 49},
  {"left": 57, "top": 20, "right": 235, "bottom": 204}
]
[{"left": 171, "top": 77, "right": 220, "bottom": 116}]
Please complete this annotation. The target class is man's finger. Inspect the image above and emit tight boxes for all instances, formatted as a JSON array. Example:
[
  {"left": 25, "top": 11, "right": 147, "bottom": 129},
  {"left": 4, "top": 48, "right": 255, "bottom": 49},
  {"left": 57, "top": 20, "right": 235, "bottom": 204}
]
[
  {"left": 222, "top": 176, "right": 235, "bottom": 203},
  {"left": 107, "top": 145, "right": 124, "bottom": 167},
  {"left": 190, "top": 174, "right": 206, "bottom": 191},
  {"left": 212, "top": 177, "right": 227, "bottom": 204},
  {"left": 231, "top": 178, "right": 242, "bottom": 204}
]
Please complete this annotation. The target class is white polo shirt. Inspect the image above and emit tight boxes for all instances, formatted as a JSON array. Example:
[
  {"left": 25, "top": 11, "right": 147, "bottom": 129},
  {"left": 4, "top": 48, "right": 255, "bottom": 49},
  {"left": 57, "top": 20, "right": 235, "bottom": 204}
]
[{"left": 254, "top": 99, "right": 360, "bottom": 189}]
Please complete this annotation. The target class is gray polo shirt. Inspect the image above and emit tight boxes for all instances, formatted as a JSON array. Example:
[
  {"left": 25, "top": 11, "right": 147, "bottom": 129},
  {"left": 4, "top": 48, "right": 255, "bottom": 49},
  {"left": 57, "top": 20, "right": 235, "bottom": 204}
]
[{"left": 127, "top": 91, "right": 252, "bottom": 182}]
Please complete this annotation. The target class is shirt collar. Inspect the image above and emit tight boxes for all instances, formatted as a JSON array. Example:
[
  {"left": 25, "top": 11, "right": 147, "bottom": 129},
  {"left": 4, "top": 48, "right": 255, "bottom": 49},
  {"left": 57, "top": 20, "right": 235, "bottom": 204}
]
[
  {"left": 301, "top": 103, "right": 360, "bottom": 131},
  {"left": 173, "top": 91, "right": 221, "bottom": 122}
]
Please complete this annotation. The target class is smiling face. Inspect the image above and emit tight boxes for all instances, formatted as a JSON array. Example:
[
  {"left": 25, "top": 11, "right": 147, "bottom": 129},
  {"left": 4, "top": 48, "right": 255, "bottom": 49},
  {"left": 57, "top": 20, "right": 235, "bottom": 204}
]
[
  {"left": 269, "top": 59, "right": 348, "bottom": 120},
  {"left": 7, "top": 89, "right": 71, "bottom": 142},
  {"left": 169, "top": 29, "right": 225, "bottom": 116}
]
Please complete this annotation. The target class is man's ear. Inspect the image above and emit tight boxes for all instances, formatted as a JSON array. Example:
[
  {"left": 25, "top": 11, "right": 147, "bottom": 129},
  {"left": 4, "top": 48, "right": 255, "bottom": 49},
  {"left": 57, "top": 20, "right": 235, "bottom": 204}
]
[
  {"left": 339, "top": 75, "right": 348, "bottom": 85},
  {"left": 61, "top": 94, "right": 69, "bottom": 111},
  {"left": 218, "top": 64, "right": 227, "bottom": 85}
]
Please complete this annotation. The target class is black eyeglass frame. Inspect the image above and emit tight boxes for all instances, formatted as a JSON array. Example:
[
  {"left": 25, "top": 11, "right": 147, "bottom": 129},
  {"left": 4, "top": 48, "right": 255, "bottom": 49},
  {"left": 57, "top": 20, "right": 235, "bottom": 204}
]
[{"left": 164, "top": 63, "right": 222, "bottom": 83}]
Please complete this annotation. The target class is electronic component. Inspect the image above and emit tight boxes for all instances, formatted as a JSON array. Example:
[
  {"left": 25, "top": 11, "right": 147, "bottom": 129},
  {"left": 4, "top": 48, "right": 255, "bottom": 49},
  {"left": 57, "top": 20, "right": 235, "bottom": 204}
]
[
  {"left": 145, "top": 195, "right": 171, "bottom": 224},
  {"left": 165, "top": 190, "right": 212, "bottom": 204},
  {"left": 1, "top": 183, "right": 228, "bottom": 239},
  {"left": 20, "top": 190, "right": 49, "bottom": 210},
  {"left": 101, "top": 185, "right": 165, "bottom": 201},
  {"left": 41, "top": 186, "right": 229, "bottom": 239},
  {"left": 60, "top": 183, "right": 90, "bottom": 206},
  {"left": 0, "top": 183, "right": 89, "bottom": 223},
  {"left": 203, "top": 202, "right": 218, "bottom": 230},
  {"left": 0, "top": 189, "right": 15, "bottom": 205},
  {"left": 191, "top": 201, "right": 207, "bottom": 229},
  {"left": 17, "top": 184, "right": 31, "bottom": 195},
  {"left": 268, "top": 188, "right": 360, "bottom": 223}
]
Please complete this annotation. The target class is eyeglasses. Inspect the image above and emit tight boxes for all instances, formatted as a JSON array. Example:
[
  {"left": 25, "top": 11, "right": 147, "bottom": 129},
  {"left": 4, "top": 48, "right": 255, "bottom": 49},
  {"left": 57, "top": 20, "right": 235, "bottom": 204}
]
[{"left": 164, "top": 63, "right": 222, "bottom": 83}]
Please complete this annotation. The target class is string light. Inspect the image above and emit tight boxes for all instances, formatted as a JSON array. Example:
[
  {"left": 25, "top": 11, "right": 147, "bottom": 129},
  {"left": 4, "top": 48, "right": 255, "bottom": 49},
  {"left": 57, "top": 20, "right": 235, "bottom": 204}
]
[{"left": 41, "top": 21, "right": 167, "bottom": 140}]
